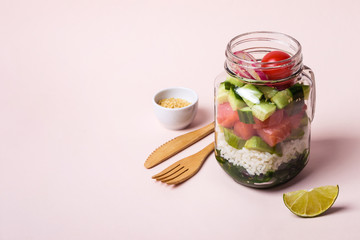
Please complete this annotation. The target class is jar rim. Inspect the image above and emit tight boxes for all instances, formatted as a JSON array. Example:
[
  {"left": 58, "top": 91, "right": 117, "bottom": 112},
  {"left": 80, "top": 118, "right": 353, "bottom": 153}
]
[{"left": 226, "top": 31, "right": 302, "bottom": 65}]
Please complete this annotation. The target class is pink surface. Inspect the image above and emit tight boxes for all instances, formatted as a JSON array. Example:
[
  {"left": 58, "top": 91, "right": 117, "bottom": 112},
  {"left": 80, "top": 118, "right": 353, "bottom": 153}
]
[{"left": 1, "top": 0, "right": 360, "bottom": 239}]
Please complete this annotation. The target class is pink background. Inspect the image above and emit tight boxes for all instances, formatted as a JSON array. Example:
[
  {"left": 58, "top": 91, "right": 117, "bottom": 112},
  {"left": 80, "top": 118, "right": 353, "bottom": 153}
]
[{"left": 1, "top": 0, "right": 360, "bottom": 239}]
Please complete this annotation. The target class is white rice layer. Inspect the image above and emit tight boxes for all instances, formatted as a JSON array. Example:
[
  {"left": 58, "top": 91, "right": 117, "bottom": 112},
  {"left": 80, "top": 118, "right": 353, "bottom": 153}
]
[{"left": 216, "top": 127, "right": 308, "bottom": 176}]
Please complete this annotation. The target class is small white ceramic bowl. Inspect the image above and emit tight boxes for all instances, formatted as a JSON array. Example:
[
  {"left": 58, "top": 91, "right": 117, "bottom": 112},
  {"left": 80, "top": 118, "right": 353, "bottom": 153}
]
[{"left": 153, "top": 87, "right": 198, "bottom": 130}]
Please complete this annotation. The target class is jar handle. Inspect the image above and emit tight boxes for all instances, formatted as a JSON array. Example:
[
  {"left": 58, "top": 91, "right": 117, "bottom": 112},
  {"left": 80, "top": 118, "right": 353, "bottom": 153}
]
[{"left": 303, "top": 65, "right": 316, "bottom": 122}]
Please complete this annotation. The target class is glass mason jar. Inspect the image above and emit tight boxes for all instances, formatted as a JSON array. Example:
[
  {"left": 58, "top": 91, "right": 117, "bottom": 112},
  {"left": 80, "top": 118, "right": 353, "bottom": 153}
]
[{"left": 214, "top": 31, "right": 315, "bottom": 188}]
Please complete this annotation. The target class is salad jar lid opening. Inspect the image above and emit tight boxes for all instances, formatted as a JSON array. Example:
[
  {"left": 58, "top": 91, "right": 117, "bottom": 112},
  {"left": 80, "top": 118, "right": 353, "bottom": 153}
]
[{"left": 225, "top": 31, "right": 303, "bottom": 83}]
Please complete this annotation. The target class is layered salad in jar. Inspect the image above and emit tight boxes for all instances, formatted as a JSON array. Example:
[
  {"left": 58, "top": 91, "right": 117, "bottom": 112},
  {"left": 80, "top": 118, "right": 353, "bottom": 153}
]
[{"left": 215, "top": 50, "right": 312, "bottom": 188}]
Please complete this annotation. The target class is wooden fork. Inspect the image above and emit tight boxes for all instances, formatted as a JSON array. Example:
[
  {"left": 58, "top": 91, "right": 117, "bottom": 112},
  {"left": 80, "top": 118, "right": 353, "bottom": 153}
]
[{"left": 152, "top": 142, "right": 214, "bottom": 185}]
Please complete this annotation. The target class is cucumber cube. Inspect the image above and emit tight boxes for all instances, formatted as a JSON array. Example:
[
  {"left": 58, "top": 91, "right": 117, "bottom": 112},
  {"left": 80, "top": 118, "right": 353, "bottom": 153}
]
[
  {"left": 235, "top": 84, "right": 263, "bottom": 105},
  {"left": 289, "top": 83, "right": 304, "bottom": 100},
  {"left": 216, "top": 91, "right": 228, "bottom": 104},
  {"left": 224, "top": 128, "right": 246, "bottom": 149},
  {"left": 237, "top": 107, "right": 255, "bottom": 124},
  {"left": 216, "top": 83, "right": 229, "bottom": 104},
  {"left": 222, "top": 81, "right": 233, "bottom": 90},
  {"left": 302, "top": 85, "right": 310, "bottom": 100},
  {"left": 243, "top": 98, "right": 255, "bottom": 108},
  {"left": 244, "top": 136, "right": 274, "bottom": 153},
  {"left": 244, "top": 136, "right": 282, "bottom": 156},
  {"left": 225, "top": 76, "right": 244, "bottom": 87},
  {"left": 228, "top": 88, "right": 247, "bottom": 111},
  {"left": 252, "top": 102, "right": 276, "bottom": 121},
  {"left": 257, "top": 85, "right": 278, "bottom": 99},
  {"left": 271, "top": 89, "right": 293, "bottom": 109}
]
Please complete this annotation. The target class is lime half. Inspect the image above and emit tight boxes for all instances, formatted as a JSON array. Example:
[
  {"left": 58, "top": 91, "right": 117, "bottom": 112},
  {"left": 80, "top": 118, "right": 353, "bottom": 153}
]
[{"left": 283, "top": 185, "right": 339, "bottom": 217}]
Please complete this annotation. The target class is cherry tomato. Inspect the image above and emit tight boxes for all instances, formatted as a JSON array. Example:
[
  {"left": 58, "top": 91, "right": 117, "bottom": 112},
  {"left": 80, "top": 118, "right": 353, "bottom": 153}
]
[{"left": 261, "top": 51, "right": 292, "bottom": 80}]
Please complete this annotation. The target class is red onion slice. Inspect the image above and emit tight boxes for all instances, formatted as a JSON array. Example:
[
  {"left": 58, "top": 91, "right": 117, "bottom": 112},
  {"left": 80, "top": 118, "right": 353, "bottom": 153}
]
[
  {"left": 232, "top": 64, "right": 253, "bottom": 79},
  {"left": 233, "top": 51, "right": 268, "bottom": 81}
]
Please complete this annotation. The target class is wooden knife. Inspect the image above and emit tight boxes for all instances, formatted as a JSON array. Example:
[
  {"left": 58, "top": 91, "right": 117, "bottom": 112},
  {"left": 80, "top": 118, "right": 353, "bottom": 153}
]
[{"left": 144, "top": 122, "right": 215, "bottom": 169}]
